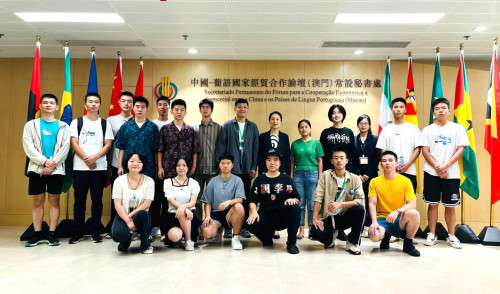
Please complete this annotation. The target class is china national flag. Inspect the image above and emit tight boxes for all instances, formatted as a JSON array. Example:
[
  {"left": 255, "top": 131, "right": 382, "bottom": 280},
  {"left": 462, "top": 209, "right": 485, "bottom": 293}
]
[
  {"left": 109, "top": 55, "right": 122, "bottom": 117},
  {"left": 485, "top": 41, "right": 500, "bottom": 204},
  {"left": 135, "top": 58, "right": 144, "bottom": 97},
  {"left": 378, "top": 58, "right": 392, "bottom": 134},
  {"left": 404, "top": 55, "right": 420, "bottom": 193}
]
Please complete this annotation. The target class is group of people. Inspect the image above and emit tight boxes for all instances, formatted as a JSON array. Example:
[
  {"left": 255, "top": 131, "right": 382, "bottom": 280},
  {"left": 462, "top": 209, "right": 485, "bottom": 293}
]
[{"left": 22, "top": 91, "right": 469, "bottom": 257}]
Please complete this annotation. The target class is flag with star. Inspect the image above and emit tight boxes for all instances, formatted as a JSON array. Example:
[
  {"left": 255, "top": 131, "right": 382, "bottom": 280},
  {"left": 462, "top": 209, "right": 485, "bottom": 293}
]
[
  {"left": 404, "top": 54, "right": 420, "bottom": 193},
  {"left": 454, "top": 47, "right": 479, "bottom": 199},
  {"left": 60, "top": 42, "right": 73, "bottom": 192},
  {"left": 109, "top": 53, "right": 122, "bottom": 116}
]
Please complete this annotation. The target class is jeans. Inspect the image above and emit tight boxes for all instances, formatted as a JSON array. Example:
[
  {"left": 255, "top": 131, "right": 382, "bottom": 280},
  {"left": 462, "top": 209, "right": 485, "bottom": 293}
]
[
  {"left": 72, "top": 170, "right": 107, "bottom": 235},
  {"left": 112, "top": 210, "right": 151, "bottom": 251},
  {"left": 293, "top": 170, "right": 318, "bottom": 227}
]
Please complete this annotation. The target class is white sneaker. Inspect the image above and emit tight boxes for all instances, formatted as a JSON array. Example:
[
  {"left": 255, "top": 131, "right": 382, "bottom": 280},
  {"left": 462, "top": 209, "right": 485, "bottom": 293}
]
[
  {"left": 346, "top": 242, "right": 361, "bottom": 255},
  {"left": 232, "top": 235, "right": 243, "bottom": 250},
  {"left": 446, "top": 234, "right": 462, "bottom": 249},
  {"left": 389, "top": 236, "right": 400, "bottom": 243},
  {"left": 184, "top": 240, "right": 195, "bottom": 251},
  {"left": 424, "top": 232, "right": 438, "bottom": 246},
  {"left": 361, "top": 227, "right": 369, "bottom": 238}
]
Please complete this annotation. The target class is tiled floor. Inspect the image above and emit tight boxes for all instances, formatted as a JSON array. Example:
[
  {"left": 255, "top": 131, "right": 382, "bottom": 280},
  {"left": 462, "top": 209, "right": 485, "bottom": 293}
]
[{"left": 1, "top": 226, "right": 499, "bottom": 294}]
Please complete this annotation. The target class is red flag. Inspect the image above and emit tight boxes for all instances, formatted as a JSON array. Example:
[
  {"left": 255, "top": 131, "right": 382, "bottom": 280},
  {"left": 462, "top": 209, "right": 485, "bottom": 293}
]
[
  {"left": 27, "top": 38, "right": 41, "bottom": 121},
  {"left": 109, "top": 55, "right": 122, "bottom": 117},
  {"left": 135, "top": 58, "right": 144, "bottom": 97},
  {"left": 485, "top": 42, "right": 500, "bottom": 204}
]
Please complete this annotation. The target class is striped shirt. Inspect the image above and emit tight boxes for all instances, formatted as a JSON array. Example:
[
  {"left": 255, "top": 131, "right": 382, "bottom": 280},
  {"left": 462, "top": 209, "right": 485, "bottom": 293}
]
[{"left": 193, "top": 119, "right": 221, "bottom": 175}]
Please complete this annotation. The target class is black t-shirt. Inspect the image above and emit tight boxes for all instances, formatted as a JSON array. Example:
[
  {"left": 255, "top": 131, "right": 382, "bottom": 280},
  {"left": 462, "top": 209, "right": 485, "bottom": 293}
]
[
  {"left": 320, "top": 126, "right": 355, "bottom": 171},
  {"left": 249, "top": 173, "right": 300, "bottom": 212}
]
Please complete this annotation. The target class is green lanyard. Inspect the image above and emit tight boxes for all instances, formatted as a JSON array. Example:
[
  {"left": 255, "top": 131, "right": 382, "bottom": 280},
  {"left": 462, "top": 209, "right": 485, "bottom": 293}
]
[
  {"left": 237, "top": 122, "right": 246, "bottom": 142},
  {"left": 335, "top": 177, "right": 346, "bottom": 201}
]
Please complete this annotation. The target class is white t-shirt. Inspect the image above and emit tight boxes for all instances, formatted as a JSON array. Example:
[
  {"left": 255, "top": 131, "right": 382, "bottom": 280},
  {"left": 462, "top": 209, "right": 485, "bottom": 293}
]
[
  {"left": 70, "top": 117, "right": 114, "bottom": 171},
  {"left": 376, "top": 122, "right": 422, "bottom": 176},
  {"left": 107, "top": 114, "right": 131, "bottom": 168},
  {"left": 112, "top": 175, "right": 155, "bottom": 210},
  {"left": 164, "top": 178, "right": 200, "bottom": 213},
  {"left": 329, "top": 177, "right": 346, "bottom": 216},
  {"left": 152, "top": 119, "right": 172, "bottom": 130},
  {"left": 421, "top": 122, "right": 469, "bottom": 179}
]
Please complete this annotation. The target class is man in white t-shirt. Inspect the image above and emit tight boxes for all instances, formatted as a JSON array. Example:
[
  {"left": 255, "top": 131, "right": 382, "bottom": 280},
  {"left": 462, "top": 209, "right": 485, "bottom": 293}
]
[
  {"left": 421, "top": 98, "right": 469, "bottom": 249},
  {"left": 152, "top": 95, "right": 172, "bottom": 130},
  {"left": 105, "top": 91, "right": 133, "bottom": 237},
  {"left": 376, "top": 97, "right": 422, "bottom": 192},
  {"left": 69, "top": 92, "right": 114, "bottom": 244}
]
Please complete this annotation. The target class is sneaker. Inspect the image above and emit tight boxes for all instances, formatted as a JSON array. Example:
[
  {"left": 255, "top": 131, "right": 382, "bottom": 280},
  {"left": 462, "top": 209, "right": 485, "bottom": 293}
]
[
  {"left": 91, "top": 234, "right": 102, "bottom": 243},
  {"left": 287, "top": 244, "right": 300, "bottom": 254},
  {"left": 47, "top": 232, "right": 60, "bottom": 246},
  {"left": 142, "top": 246, "right": 154, "bottom": 254},
  {"left": 380, "top": 231, "right": 391, "bottom": 250},
  {"left": 148, "top": 235, "right": 154, "bottom": 242},
  {"left": 240, "top": 228, "right": 251, "bottom": 239},
  {"left": 446, "top": 234, "right": 462, "bottom": 249},
  {"left": 131, "top": 232, "right": 139, "bottom": 241},
  {"left": 185, "top": 240, "right": 195, "bottom": 251},
  {"left": 231, "top": 235, "right": 243, "bottom": 250},
  {"left": 160, "top": 235, "right": 165, "bottom": 242},
  {"left": 273, "top": 232, "right": 280, "bottom": 239},
  {"left": 403, "top": 238, "right": 421, "bottom": 257},
  {"left": 105, "top": 233, "right": 112, "bottom": 239},
  {"left": 389, "top": 236, "right": 400, "bottom": 243},
  {"left": 337, "top": 230, "right": 347, "bottom": 241},
  {"left": 223, "top": 227, "right": 233, "bottom": 239},
  {"left": 69, "top": 234, "right": 84, "bottom": 244},
  {"left": 346, "top": 242, "right": 361, "bottom": 255},
  {"left": 324, "top": 229, "right": 338, "bottom": 249},
  {"left": 25, "top": 232, "right": 43, "bottom": 247},
  {"left": 424, "top": 232, "right": 438, "bottom": 246},
  {"left": 361, "top": 227, "right": 369, "bottom": 238}
]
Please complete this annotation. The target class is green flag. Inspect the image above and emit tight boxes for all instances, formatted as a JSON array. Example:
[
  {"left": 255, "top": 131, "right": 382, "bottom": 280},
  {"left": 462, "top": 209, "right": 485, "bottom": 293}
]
[{"left": 429, "top": 52, "right": 443, "bottom": 124}]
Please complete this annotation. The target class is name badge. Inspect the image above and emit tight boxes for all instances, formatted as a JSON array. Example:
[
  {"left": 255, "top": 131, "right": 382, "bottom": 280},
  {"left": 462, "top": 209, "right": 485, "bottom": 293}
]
[{"left": 360, "top": 156, "right": 368, "bottom": 165}]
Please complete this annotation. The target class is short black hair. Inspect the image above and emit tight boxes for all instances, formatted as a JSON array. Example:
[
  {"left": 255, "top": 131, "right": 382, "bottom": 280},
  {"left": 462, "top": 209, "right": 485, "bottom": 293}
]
[
  {"left": 199, "top": 98, "right": 214, "bottom": 110},
  {"left": 298, "top": 119, "right": 311, "bottom": 129},
  {"left": 234, "top": 98, "right": 249, "bottom": 107},
  {"left": 133, "top": 96, "right": 149, "bottom": 108},
  {"left": 328, "top": 104, "right": 346, "bottom": 122},
  {"left": 431, "top": 97, "right": 450, "bottom": 109},
  {"left": 40, "top": 93, "right": 58, "bottom": 104},
  {"left": 123, "top": 152, "right": 147, "bottom": 174},
  {"left": 157, "top": 96, "right": 170, "bottom": 106},
  {"left": 119, "top": 91, "right": 134, "bottom": 100},
  {"left": 380, "top": 150, "right": 398, "bottom": 162},
  {"left": 218, "top": 153, "right": 234, "bottom": 164},
  {"left": 171, "top": 99, "right": 187, "bottom": 110},
  {"left": 391, "top": 97, "right": 407, "bottom": 108},
  {"left": 174, "top": 156, "right": 192, "bottom": 175},
  {"left": 357, "top": 114, "right": 372, "bottom": 135},
  {"left": 268, "top": 111, "right": 282, "bottom": 121},
  {"left": 331, "top": 146, "right": 348, "bottom": 158},
  {"left": 85, "top": 92, "right": 101, "bottom": 103}
]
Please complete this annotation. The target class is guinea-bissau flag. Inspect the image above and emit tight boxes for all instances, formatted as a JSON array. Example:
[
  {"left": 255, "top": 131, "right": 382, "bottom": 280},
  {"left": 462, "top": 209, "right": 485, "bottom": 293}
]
[
  {"left": 60, "top": 43, "right": 73, "bottom": 192},
  {"left": 25, "top": 37, "right": 41, "bottom": 176},
  {"left": 454, "top": 48, "right": 479, "bottom": 200},
  {"left": 404, "top": 54, "right": 420, "bottom": 193},
  {"left": 429, "top": 51, "right": 444, "bottom": 124},
  {"left": 378, "top": 58, "right": 392, "bottom": 135},
  {"left": 109, "top": 54, "right": 122, "bottom": 117},
  {"left": 135, "top": 57, "right": 144, "bottom": 97},
  {"left": 485, "top": 41, "right": 500, "bottom": 204}
]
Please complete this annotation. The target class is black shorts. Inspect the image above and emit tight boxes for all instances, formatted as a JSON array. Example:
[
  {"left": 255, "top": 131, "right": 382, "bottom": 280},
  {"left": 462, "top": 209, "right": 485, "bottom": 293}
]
[
  {"left": 28, "top": 172, "right": 64, "bottom": 195},
  {"left": 423, "top": 172, "right": 461, "bottom": 207},
  {"left": 164, "top": 212, "right": 181, "bottom": 232},
  {"left": 210, "top": 209, "right": 231, "bottom": 230},
  {"left": 401, "top": 173, "right": 417, "bottom": 193}
]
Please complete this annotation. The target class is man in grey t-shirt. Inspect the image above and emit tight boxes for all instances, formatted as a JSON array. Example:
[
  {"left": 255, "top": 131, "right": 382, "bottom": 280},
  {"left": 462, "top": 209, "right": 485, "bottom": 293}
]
[{"left": 201, "top": 154, "right": 246, "bottom": 250}]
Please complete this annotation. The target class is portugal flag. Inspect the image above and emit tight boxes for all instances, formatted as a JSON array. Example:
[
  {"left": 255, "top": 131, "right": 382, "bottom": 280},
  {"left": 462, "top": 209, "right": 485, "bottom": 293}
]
[
  {"left": 378, "top": 58, "right": 392, "bottom": 134},
  {"left": 27, "top": 37, "right": 41, "bottom": 121},
  {"left": 404, "top": 54, "right": 420, "bottom": 193},
  {"left": 135, "top": 57, "right": 144, "bottom": 97},
  {"left": 454, "top": 47, "right": 479, "bottom": 200},
  {"left": 109, "top": 53, "right": 122, "bottom": 117},
  {"left": 485, "top": 40, "right": 500, "bottom": 204}
]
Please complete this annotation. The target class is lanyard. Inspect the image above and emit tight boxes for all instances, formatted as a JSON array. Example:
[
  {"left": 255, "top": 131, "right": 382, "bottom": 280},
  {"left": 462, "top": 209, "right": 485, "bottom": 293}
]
[
  {"left": 335, "top": 177, "right": 346, "bottom": 201},
  {"left": 237, "top": 122, "right": 246, "bottom": 141}
]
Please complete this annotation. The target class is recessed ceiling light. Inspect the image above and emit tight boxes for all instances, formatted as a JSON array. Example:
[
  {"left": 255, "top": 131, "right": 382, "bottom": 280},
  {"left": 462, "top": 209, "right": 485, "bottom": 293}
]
[
  {"left": 473, "top": 26, "right": 487, "bottom": 32},
  {"left": 335, "top": 13, "right": 443, "bottom": 24},
  {"left": 354, "top": 49, "right": 364, "bottom": 55},
  {"left": 15, "top": 12, "right": 124, "bottom": 23},
  {"left": 188, "top": 48, "right": 198, "bottom": 54}
]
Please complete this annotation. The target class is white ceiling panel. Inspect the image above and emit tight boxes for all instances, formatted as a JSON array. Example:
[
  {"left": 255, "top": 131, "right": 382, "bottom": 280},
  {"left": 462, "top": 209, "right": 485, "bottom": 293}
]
[
  {"left": 111, "top": 1, "right": 226, "bottom": 13},
  {"left": 323, "top": 32, "right": 420, "bottom": 41},
  {"left": 153, "top": 53, "right": 234, "bottom": 60},
  {"left": 151, "top": 47, "right": 234, "bottom": 55},
  {"left": 427, "top": 24, "right": 500, "bottom": 33},
  {"left": 229, "top": 14, "right": 334, "bottom": 24},
  {"left": 1, "top": 30, "right": 40, "bottom": 39},
  {"left": 226, "top": 2, "right": 341, "bottom": 14},
  {"left": 438, "top": 13, "right": 500, "bottom": 24},
  {"left": 121, "top": 13, "right": 228, "bottom": 24},
  {"left": 48, "top": 31, "right": 140, "bottom": 41},
  {"left": 452, "top": 1, "right": 500, "bottom": 13},
  {"left": 329, "top": 24, "right": 432, "bottom": 33},
  {"left": 130, "top": 23, "right": 229, "bottom": 33},
  {"left": 31, "top": 23, "right": 131, "bottom": 32},
  {"left": 234, "top": 48, "right": 319, "bottom": 55},
  {"left": 233, "top": 40, "right": 322, "bottom": 48},
  {"left": 0, "top": 12, "right": 25, "bottom": 22},
  {"left": 0, "top": 0, "right": 115, "bottom": 13},
  {"left": 1, "top": 38, "right": 60, "bottom": 46},
  {"left": 413, "top": 33, "right": 498, "bottom": 41},
  {"left": 339, "top": 1, "right": 457, "bottom": 13},
  {"left": 0, "top": 22, "right": 35, "bottom": 30},
  {"left": 231, "top": 33, "right": 325, "bottom": 41},
  {"left": 410, "top": 40, "right": 494, "bottom": 48},
  {"left": 137, "top": 32, "right": 232, "bottom": 41},
  {"left": 145, "top": 40, "right": 233, "bottom": 48},
  {"left": 230, "top": 24, "right": 330, "bottom": 33}
]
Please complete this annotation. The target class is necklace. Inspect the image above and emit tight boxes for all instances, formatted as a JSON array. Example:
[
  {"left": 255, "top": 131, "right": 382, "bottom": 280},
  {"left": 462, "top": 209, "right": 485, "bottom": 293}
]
[
  {"left": 173, "top": 177, "right": 188, "bottom": 191},
  {"left": 127, "top": 174, "right": 144, "bottom": 200}
]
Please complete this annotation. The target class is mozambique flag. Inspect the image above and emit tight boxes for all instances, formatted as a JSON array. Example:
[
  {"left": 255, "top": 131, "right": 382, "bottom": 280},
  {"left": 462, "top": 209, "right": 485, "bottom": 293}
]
[
  {"left": 25, "top": 37, "right": 41, "bottom": 176},
  {"left": 404, "top": 55, "right": 420, "bottom": 193},
  {"left": 378, "top": 58, "right": 392, "bottom": 135},
  {"left": 84, "top": 49, "right": 98, "bottom": 115},
  {"left": 430, "top": 52, "right": 444, "bottom": 124},
  {"left": 135, "top": 58, "right": 144, "bottom": 97},
  {"left": 454, "top": 48, "right": 479, "bottom": 199},
  {"left": 485, "top": 41, "right": 500, "bottom": 204},
  {"left": 60, "top": 43, "right": 73, "bottom": 192},
  {"left": 109, "top": 54, "right": 122, "bottom": 117}
]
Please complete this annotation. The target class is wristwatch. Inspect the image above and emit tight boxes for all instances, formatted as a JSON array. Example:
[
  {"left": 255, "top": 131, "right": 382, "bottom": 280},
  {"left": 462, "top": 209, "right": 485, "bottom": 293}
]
[{"left": 396, "top": 208, "right": 403, "bottom": 215}]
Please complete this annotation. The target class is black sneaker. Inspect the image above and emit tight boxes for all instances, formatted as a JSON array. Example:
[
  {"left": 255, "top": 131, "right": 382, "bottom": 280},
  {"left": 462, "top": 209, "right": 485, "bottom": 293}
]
[
  {"left": 223, "top": 227, "right": 233, "bottom": 239},
  {"left": 91, "top": 234, "right": 102, "bottom": 243},
  {"left": 118, "top": 239, "right": 131, "bottom": 252},
  {"left": 403, "top": 238, "right": 421, "bottom": 257},
  {"left": 69, "top": 234, "right": 84, "bottom": 244},
  {"left": 324, "top": 229, "right": 338, "bottom": 249},
  {"left": 380, "top": 231, "right": 391, "bottom": 250},
  {"left": 47, "top": 232, "right": 60, "bottom": 246},
  {"left": 337, "top": 230, "right": 347, "bottom": 241},
  {"left": 287, "top": 244, "right": 300, "bottom": 254},
  {"left": 239, "top": 228, "right": 251, "bottom": 239},
  {"left": 25, "top": 231, "right": 43, "bottom": 247}
]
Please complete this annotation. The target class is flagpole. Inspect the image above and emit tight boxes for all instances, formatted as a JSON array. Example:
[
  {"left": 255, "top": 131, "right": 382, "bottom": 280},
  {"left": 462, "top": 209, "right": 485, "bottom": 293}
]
[
  {"left": 460, "top": 42, "right": 466, "bottom": 226},
  {"left": 493, "top": 37, "right": 498, "bottom": 228}
]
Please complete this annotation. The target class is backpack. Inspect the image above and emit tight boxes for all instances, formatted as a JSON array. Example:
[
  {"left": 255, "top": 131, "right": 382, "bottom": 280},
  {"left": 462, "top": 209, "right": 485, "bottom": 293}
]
[{"left": 77, "top": 117, "right": 107, "bottom": 142}]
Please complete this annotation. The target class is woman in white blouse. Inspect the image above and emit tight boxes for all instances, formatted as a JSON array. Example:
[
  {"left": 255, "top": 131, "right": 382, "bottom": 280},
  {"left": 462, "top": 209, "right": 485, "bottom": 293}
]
[
  {"left": 111, "top": 153, "right": 155, "bottom": 254},
  {"left": 164, "top": 156, "right": 200, "bottom": 251}
]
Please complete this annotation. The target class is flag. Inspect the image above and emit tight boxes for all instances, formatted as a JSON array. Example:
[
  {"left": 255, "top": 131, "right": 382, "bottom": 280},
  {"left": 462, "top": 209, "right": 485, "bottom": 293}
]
[
  {"left": 404, "top": 55, "right": 420, "bottom": 193},
  {"left": 378, "top": 58, "right": 392, "bottom": 135},
  {"left": 485, "top": 41, "right": 500, "bottom": 204},
  {"left": 25, "top": 37, "right": 41, "bottom": 176},
  {"left": 60, "top": 43, "right": 73, "bottom": 192},
  {"left": 135, "top": 58, "right": 144, "bottom": 97},
  {"left": 109, "top": 54, "right": 122, "bottom": 117},
  {"left": 429, "top": 52, "right": 444, "bottom": 124},
  {"left": 454, "top": 48, "right": 479, "bottom": 199},
  {"left": 85, "top": 49, "right": 98, "bottom": 115}
]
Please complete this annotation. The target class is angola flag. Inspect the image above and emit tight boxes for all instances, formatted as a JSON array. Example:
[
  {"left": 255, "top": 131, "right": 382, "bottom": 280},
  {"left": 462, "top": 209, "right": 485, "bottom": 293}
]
[
  {"left": 430, "top": 52, "right": 444, "bottom": 124},
  {"left": 404, "top": 55, "right": 420, "bottom": 193},
  {"left": 485, "top": 41, "right": 500, "bottom": 204},
  {"left": 25, "top": 38, "right": 41, "bottom": 176},
  {"left": 135, "top": 58, "right": 144, "bottom": 97},
  {"left": 454, "top": 48, "right": 479, "bottom": 199},
  {"left": 378, "top": 58, "right": 392, "bottom": 135},
  {"left": 60, "top": 44, "right": 73, "bottom": 192},
  {"left": 109, "top": 55, "right": 122, "bottom": 117}
]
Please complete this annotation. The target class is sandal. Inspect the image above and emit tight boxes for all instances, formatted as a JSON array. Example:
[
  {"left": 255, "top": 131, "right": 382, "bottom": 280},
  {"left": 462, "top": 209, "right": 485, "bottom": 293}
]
[
  {"left": 273, "top": 232, "right": 280, "bottom": 239},
  {"left": 142, "top": 246, "right": 154, "bottom": 254},
  {"left": 346, "top": 242, "right": 361, "bottom": 255},
  {"left": 296, "top": 233, "right": 304, "bottom": 240}
]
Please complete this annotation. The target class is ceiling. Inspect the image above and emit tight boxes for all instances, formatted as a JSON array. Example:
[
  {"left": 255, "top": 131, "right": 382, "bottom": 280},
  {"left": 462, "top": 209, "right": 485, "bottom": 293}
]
[{"left": 0, "top": 0, "right": 499, "bottom": 60}]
